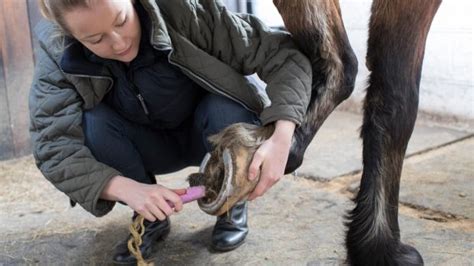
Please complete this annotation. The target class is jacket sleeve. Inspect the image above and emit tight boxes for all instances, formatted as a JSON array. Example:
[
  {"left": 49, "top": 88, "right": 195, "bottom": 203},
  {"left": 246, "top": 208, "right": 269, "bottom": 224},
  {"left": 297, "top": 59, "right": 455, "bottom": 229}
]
[
  {"left": 29, "top": 46, "right": 121, "bottom": 217},
  {"left": 168, "top": 0, "right": 313, "bottom": 126}
]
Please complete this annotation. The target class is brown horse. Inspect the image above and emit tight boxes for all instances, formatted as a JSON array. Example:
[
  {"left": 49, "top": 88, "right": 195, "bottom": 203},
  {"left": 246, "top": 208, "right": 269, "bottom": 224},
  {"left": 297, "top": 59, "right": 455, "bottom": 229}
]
[{"left": 272, "top": 0, "right": 442, "bottom": 265}]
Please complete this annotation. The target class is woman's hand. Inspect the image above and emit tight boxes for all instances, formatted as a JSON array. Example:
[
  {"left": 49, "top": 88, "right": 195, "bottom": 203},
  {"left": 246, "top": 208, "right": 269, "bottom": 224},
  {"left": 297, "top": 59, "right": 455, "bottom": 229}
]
[
  {"left": 247, "top": 120, "right": 296, "bottom": 200},
  {"left": 100, "top": 176, "right": 185, "bottom": 222}
]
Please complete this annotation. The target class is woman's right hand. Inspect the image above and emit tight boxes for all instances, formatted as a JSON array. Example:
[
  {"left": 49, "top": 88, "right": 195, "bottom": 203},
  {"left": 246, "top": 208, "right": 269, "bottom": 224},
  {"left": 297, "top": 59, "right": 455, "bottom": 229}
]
[{"left": 100, "top": 175, "right": 185, "bottom": 222}]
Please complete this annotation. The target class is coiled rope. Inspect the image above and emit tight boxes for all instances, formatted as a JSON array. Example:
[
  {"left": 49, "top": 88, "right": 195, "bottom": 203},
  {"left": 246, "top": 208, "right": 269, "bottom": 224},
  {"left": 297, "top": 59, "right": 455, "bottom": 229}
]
[{"left": 127, "top": 214, "right": 154, "bottom": 266}]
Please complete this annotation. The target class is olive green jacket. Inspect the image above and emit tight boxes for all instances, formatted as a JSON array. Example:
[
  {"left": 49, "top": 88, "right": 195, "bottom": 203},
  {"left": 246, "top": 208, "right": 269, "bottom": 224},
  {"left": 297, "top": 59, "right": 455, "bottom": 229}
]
[{"left": 29, "top": 0, "right": 312, "bottom": 216}]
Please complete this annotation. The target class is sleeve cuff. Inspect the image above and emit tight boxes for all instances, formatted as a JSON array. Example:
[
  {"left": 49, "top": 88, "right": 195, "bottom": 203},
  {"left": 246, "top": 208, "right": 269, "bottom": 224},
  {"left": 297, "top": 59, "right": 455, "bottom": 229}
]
[
  {"left": 259, "top": 104, "right": 303, "bottom": 127},
  {"left": 90, "top": 169, "right": 122, "bottom": 217}
]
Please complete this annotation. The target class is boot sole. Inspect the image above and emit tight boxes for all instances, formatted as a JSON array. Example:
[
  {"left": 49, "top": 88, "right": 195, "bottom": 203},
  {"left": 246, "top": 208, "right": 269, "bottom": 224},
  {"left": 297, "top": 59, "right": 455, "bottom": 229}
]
[{"left": 210, "top": 239, "right": 246, "bottom": 253}]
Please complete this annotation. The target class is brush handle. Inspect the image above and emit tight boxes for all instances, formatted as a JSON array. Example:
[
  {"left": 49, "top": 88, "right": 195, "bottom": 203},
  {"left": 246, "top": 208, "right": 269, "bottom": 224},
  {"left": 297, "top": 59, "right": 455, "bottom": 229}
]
[{"left": 167, "top": 186, "right": 206, "bottom": 208}]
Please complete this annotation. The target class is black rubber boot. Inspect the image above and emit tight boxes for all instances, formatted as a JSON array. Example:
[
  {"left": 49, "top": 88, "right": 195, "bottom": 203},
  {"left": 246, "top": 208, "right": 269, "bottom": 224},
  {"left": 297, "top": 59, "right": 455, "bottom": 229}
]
[
  {"left": 112, "top": 214, "right": 170, "bottom": 265},
  {"left": 211, "top": 201, "right": 248, "bottom": 252}
]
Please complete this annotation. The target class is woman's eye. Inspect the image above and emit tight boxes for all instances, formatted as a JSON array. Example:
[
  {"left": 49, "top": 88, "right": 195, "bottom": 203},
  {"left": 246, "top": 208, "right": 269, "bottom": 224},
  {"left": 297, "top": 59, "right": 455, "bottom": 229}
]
[
  {"left": 91, "top": 38, "right": 103, "bottom": 44},
  {"left": 117, "top": 17, "right": 127, "bottom": 27}
]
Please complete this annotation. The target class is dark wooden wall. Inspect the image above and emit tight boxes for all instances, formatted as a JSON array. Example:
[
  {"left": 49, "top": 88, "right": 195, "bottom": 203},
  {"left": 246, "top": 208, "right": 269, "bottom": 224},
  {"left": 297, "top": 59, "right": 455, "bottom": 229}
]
[{"left": 0, "top": 0, "right": 41, "bottom": 160}]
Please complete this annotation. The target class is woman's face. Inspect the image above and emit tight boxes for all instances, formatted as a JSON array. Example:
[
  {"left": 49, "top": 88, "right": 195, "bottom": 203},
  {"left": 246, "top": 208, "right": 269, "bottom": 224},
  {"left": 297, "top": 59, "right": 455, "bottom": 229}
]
[{"left": 63, "top": 0, "right": 141, "bottom": 63}]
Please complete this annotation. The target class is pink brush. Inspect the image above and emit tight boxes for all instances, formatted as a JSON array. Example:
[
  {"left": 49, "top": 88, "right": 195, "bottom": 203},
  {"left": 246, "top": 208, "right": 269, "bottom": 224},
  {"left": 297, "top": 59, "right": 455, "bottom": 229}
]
[{"left": 167, "top": 186, "right": 206, "bottom": 208}]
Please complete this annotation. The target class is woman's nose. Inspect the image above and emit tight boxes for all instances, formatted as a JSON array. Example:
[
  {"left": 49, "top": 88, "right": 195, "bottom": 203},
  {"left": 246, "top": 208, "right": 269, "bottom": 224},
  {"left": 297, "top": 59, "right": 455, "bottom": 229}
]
[{"left": 110, "top": 32, "right": 127, "bottom": 52}]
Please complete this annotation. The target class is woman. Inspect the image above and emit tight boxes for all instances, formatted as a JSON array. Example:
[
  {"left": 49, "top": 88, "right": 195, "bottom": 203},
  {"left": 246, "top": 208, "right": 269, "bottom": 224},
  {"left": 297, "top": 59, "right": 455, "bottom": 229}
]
[{"left": 30, "top": 0, "right": 311, "bottom": 263}]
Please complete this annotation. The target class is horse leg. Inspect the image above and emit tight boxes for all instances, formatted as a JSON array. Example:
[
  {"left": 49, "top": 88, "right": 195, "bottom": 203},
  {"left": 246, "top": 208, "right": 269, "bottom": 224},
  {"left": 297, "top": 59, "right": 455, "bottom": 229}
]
[
  {"left": 346, "top": 1, "right": 441, "bottom": 265},
  {"left": 273, "top": 0, "right": 358, "bottom": 173}
]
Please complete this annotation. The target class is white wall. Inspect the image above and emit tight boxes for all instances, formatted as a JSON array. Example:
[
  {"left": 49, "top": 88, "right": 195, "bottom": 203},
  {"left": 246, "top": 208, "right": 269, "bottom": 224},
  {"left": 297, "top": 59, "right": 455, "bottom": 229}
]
[{"left": 250, "top": 0, "right": 474, "bottom": 122}]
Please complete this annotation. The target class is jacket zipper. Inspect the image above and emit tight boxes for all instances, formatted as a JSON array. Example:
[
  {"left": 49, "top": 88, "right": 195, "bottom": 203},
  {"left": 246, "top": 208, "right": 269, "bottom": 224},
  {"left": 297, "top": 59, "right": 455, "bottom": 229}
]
[
  {"left": 136, "top": 93, "right": 150, "bottom": 115},
  {"left": 62, "top": 69, "right": 150, "bottom": 117},
  {"left": 127, "top": 72, "right": 150, "bottom": 116}
]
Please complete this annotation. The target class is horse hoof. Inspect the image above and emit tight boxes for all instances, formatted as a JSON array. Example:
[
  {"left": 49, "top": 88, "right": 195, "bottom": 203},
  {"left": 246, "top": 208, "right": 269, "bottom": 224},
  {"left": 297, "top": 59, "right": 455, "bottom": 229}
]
[
  {"left": 396, "top": 243, "right": 424, "bottom": 266},
  {"left": 346, "top": 241, "right": 423, "bottom": 266}
]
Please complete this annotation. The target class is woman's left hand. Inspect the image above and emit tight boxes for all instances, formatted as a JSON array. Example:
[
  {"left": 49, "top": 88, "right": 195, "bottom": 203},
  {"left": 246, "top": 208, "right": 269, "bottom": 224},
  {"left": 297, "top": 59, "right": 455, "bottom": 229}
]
[{"left": 247, "top": 120, "right": 296, "bottom": 200}]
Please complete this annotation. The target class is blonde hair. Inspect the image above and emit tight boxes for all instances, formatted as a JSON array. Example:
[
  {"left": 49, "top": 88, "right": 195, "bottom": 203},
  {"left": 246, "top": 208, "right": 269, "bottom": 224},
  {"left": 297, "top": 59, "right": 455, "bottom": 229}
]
[
  {"left": 38, "top": 0, "right": 91, "bottom": 34},
  {"left": 38, "top": 0, "right": 94, "bottom": 52}
]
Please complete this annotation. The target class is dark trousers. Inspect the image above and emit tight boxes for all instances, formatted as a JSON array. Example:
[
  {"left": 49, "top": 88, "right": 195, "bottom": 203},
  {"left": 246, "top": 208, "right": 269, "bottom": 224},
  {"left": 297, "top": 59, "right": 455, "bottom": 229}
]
[{"left": 82, "top": 93, "right": 260, "bottom": 184}]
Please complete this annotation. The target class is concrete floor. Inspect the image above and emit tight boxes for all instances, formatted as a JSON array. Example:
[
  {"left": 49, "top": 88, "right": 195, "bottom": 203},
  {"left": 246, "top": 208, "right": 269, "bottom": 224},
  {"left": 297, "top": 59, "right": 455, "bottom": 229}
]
[{"left": 1, "top": 110, "right": 473, "bottom": 265}]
